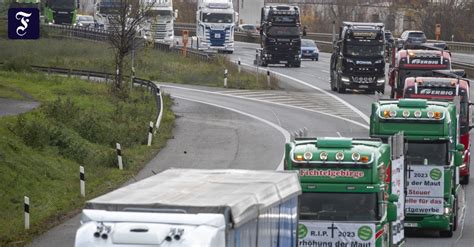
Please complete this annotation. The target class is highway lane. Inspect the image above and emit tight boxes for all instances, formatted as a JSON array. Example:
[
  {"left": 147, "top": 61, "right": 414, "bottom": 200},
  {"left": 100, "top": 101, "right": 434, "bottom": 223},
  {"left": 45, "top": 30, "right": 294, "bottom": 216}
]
[
  {"left": 230, "top": 41, "right": 474, "bottom": 246},
  {"left": 29, "top": 83, "right": 368, "bottom": 246}
]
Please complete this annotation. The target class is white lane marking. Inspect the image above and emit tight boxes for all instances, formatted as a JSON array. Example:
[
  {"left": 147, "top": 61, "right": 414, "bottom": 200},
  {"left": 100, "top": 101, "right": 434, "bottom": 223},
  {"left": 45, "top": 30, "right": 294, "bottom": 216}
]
[
  {"left": 172, "top": 95, "right": 290, "bottom": 171},
  {"left": 454, "top": 186, "right": 468, "bottom": 245},
  {"left": 337, "top": 132, "right": 343, "bottom": 137},
  {"left": 239, "top": 62, "right": 370, "bottom": 124},
  {"left": 322, "top": 70, "right": 330, "bottom": 73},
  {"left": 162, "top": 84, "right": 369, "bottom": 130}
]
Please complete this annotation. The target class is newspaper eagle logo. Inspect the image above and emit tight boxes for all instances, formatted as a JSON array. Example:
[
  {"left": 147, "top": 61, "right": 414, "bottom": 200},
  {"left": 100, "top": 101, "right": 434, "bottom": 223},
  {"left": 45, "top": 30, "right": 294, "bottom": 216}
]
[{"left": 8, "top": 8, "right": 40, "bottom": 39}]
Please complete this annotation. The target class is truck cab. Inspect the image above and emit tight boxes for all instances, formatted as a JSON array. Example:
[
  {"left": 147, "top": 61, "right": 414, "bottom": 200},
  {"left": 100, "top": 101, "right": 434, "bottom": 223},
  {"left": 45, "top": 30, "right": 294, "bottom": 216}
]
[
  {"left": 403, "top": 77, "right": 471, "bottom": 184},
  {"left": 43, "top": 0, "right": 78, "bottom": 24},
  {"left": 196, "top": 0, "right": 236, "bottom": 53},
  {"left": 389, "top": 49, "right": 452, "bottom": 98},
  {"left": 141, "top": 0, "right": 177, "bottom": 44},
  {"left": 370, "top": 99, "right": 464, "bottom": 237},
  {"left": 255, "top": 5, "right": 301, "bottom": 67},
  {"left": 285, "top": 137, "right": 405, "bottom": 246},
  {"left": 330, "top": 22, "right": 386, "bottom": 94}
]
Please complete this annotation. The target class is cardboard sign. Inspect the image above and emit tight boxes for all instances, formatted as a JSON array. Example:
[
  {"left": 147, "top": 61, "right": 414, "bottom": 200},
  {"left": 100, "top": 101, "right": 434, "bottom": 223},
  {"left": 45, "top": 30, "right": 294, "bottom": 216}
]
[{"left": 391, "top": 157, "right": 405, "bottom": 244}]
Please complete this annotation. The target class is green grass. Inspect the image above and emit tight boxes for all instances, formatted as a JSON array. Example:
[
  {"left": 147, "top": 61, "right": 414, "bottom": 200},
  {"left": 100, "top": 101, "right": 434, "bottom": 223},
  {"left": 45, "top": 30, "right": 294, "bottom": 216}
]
[
  {"left": 0, "top": 37, "right": 279, "bottom": 89},
  {"left": 0, "top": 71, "right": 175, "bottom": 245}
]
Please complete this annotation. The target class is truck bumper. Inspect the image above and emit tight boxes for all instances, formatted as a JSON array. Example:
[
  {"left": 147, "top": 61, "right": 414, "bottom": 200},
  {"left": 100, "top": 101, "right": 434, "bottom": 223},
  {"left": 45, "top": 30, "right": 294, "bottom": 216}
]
[
  {"left": 404, "top": 214, "right": 451, "bottom": 230},
  {"left": 340, "top": 74, "right": 385, "bottom": 91},
  {"left": 261, "top": 52, "right": 301, "bottom": 65}
]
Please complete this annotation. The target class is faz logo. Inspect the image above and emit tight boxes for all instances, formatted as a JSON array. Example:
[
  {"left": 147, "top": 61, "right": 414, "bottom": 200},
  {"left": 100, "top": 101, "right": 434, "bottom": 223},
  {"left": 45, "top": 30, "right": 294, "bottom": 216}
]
[
  {"left": 410, "top": 59, "right": 439, "bottom": 65},
  {"left": 419, "top": 88, "right": 454, "bottom": 96},
  {"left": 8, "top": 8, "right": 40, "bottom": 39}
]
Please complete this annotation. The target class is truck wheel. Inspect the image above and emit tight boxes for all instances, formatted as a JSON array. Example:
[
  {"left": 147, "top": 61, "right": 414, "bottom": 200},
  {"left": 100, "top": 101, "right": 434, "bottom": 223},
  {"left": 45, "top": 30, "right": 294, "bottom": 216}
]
[
  {"left": 336, "top": 75, "right": 346, "bottom": 93},
  {"left": 294, "top": 62, "right": 301, "bottom": 68},
  {"left": 390, "top": 88, "right": 395, "bottom": 98},
  {"left": 453, "top": 199, "right": 458, "bottom": 231},
  {"left": 461, "top": 175, "right": 470, "bottom": 185},
  {"left": 440, "top": 226, "right": 454, "bottom": 238},
  {"left": 330, "top": 72, "right": 337, "bottom": 91}
]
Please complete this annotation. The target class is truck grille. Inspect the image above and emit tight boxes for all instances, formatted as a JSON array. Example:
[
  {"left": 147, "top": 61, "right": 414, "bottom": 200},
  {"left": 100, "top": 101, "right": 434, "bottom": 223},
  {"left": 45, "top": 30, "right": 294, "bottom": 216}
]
[{"left": 152, "top": 24, "right": 167, "bottom": 39}]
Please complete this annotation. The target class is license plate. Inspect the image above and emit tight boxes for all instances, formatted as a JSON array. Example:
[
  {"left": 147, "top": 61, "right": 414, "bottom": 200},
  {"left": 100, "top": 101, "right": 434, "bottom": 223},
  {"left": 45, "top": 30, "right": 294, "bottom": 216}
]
[
  {"left": 214, "top": 33, "right": 221, "bottom": 38},
  {"left": 359, "top": 85, "right": 369, "bottom": 88},
  {"left": 279, "top": 61, "right": 287, "bottom": 64},
  {"left": 404, "top": 222, "right": 418, "bottom": 227}
]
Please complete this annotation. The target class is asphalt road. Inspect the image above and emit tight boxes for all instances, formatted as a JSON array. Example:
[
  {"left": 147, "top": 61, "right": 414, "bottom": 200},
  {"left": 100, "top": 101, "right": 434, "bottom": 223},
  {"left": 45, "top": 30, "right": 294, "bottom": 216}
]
[
  {"left": 0, "top": 98, "right": 39, "bottom": 116},
  {"left": 229, "top": 41, "right": 474, "bottom": 246},
  {"left": 29, "top": 42, "right": 473, "bottom": 246}
]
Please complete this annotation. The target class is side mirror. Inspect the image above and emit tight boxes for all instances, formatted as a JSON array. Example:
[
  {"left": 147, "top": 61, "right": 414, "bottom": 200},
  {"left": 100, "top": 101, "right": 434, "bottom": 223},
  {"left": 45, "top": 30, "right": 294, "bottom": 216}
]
[
  {"left": 457, "top": 144, "right": 465, "bottom": 152},
  {"left": 174, "top": 9, "right": 178, "bottom": 19},
  {"left": 454, "top": 144, "right": 465, "bottom": 166},
  {"left": 387, "top": 202, "right": 397, "bottom": 222},
  {"left": 388, "top": 194, "right": 399, "bottom": 203}
]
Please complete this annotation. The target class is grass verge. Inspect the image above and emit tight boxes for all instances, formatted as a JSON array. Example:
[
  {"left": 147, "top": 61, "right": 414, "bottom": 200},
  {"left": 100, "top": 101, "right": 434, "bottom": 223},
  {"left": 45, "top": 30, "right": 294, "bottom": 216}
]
[
  {"left": 0, "top": 37, "right": 279, "bottom": 89},
  {"left": 0, "top": 71, "right": 175, "bottom": 245}
]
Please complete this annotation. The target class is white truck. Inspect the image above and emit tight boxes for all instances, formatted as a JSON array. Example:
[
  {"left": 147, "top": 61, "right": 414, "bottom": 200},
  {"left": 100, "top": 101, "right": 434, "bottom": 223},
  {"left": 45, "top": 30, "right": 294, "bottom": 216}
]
[
  {"left": 196, "top": 0, "right": 237, "bottom": 53},
  {"left": 141, "top": 0, "right": 177, "bottom": 43},
  {"left": 74, "top": 168, "right": 301, "bottom": 247}
]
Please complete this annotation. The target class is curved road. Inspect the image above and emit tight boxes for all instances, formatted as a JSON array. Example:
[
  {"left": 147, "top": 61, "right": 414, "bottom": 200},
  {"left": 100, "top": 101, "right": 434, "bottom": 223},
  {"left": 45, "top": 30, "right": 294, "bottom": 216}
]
[{"left": 30, "top": 42, "right": 472, "bottom": 246}]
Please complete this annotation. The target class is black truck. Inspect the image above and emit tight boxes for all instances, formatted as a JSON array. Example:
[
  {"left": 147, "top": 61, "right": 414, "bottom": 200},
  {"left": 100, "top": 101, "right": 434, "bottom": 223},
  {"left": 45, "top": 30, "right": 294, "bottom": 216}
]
[
  {"left": 255, "top": 5, "right": 301, "bottom": 67},
  {"left": 330, "top": 22, "right": 386, "bottom": 94}
]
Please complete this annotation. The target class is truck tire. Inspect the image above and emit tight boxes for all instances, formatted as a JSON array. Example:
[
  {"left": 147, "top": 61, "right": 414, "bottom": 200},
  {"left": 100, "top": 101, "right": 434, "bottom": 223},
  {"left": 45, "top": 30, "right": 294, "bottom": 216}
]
[
  {"left": 390, "top": 88, "right": 395, "bottom": 98},
  {"left": 453, "top": 199, "right": 458, "bottom": 231},
  {"left": 294, "top": 62, "right": 301, "bottom": 68},
  {"left": 461, "top": 174, "right": 470, "bottom": 185},
  {"left": 336, "top": 74, "right": 346, "bottom": 93},
  {"left": 330, "top": 71, "right": 337, "bottom": 91},
  {"left": 440, "top": 226, "right": 454, "bottom": 238}
]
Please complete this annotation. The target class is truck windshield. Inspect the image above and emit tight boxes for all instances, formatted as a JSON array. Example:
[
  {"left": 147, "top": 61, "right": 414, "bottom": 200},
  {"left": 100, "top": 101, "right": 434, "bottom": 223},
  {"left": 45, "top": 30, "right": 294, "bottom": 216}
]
[
  {"left": 300, "top": 192, "right": 379, "bottom": 221},
  {"left": 49, "top": 0, "right": 76, "bottom": 9},
  {"left": 344, "top": 44, "right": 384, "bottom": 57},
  {"left": 267, "top": 26, "right": 300, "bottom": 36},
  {"left": 147, "top": 10, "right": 173, "bottom": 17},
  {"left": 406, "top": 141, "right": 448, "bottom": 166},
  {"left": 202, "top": 13, "right": 233, "bottom": 23}
]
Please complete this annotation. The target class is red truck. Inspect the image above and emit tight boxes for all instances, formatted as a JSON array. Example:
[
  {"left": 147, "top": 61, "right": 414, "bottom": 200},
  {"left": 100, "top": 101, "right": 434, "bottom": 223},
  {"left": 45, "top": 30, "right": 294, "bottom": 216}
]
[
  {"left": 403, "top": 76, "right": 471, "bottom": 184},
  {"left": 389, "top": 48, "right": 452, "bottom": 98}
]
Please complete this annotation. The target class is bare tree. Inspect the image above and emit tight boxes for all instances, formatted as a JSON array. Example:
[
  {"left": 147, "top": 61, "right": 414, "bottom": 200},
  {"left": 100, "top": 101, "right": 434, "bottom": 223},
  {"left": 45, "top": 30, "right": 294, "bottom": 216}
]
[{"left": 106, "top": 0, "right": 156, "bottom": 98}]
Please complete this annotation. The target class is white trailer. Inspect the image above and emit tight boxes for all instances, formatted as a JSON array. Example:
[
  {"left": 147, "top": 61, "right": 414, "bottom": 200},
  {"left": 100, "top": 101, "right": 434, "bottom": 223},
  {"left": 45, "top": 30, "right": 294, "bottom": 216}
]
[
  {"left": 141, "top": 0, "right": 177, "bottom": 43},
  {"left": 196, "top": 0, "right": 237, "bottom": 53},
  {"left": 75, "top": 168, "right": 301, "bottom": 247}
]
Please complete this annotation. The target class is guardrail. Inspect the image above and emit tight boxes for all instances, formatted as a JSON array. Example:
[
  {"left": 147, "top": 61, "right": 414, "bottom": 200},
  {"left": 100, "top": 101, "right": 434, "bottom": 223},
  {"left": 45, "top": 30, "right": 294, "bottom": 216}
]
[
  {"left": 30, "top": 65, "right": 164, "bottom": 128},
  {"left": 42, "top": 24, "right": 213, "bottom": 62}
]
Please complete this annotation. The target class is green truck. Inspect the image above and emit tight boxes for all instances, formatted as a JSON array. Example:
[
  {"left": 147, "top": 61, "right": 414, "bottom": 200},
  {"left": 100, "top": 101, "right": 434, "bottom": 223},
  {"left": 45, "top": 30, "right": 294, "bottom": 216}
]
[
  {"left": 285, "top": 133, "right": 406, "bottom": 246},
  {"left": 370, "top": 98, "right": 464, "bottom": 237},
  {"left": 43, "top": 0, "right": 77, "bottom": 24}
]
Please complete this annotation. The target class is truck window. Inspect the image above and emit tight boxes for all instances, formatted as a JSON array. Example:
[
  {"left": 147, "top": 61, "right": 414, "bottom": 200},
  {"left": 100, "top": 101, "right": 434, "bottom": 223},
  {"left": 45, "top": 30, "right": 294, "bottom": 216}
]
[
  {"left": 202, "top": 13, "right": 233, "bottom": 23},
  {"left": 300, "top": 192, "right": 379, "bottom": 221},
  {"left": 460, "top": 101, "right": 469, "bottom": 134},
  {"left": 267, "top": 26, "right": 299, "bottom": 36},
  {"left": 406, "top": 141, "right": 448, "bottom": 166},
  {"left": 344, "top": 44, "right": 384, "bottom": 57}
]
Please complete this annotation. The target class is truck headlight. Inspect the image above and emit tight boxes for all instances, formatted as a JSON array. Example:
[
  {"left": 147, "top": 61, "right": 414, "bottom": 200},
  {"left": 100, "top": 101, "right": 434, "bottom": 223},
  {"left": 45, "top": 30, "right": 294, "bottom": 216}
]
[
  {"left": 341, "top": 76, "right": 350, "bottom": 82},
  {"left": 374, "top": 59, "right": 383, "bottom": 64},
  {"left": 377, "top": 78, "right": 385, "bottom": 84},
  {"left": 444, "top": 207, "right": 450, "bottom": 214}
]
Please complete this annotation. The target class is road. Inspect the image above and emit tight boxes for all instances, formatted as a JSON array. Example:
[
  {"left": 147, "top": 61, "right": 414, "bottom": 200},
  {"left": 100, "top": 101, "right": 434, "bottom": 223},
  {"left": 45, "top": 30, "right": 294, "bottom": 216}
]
[
  {"left": 30, "top": 41, "right": 473, "bottom": 246},
  {"left": 0, "top": 98, "right": 39, "bottom": 116}
]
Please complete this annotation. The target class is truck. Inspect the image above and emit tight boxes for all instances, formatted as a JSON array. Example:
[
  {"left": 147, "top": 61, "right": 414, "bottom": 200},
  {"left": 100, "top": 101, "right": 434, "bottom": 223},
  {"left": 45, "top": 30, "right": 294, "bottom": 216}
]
[
  {"left": 43, "top": 0, "right": 77, "bottom": 24},
  {"left": 75, "top": 168, "right": 301, "bottom": 247},
  {"left": 330, "top": 22, "right": 386, "bottom": 94},
  {"left": 285, "top": 134, "right": 406, "bottom": 246},
  {"left": 196, "top": 0, "right": 237, "bottom": 53},
  {"left": 255, "top": 5, "right": 301, "bottom": 67},
  {"left": 140, "top": 0, "right": 177, "bottom": 44},
  {"left": 388, "top": 48, "right": 452, "bottom": 98},
  {"left": 94, "top": 0, "right": 121, "bottom": 31},
  {"left": 402, "top": 75, "right": 472, "bottom": 184},
  {"left": 370, "top": 98, "right": 465, "bottom": 237}
]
